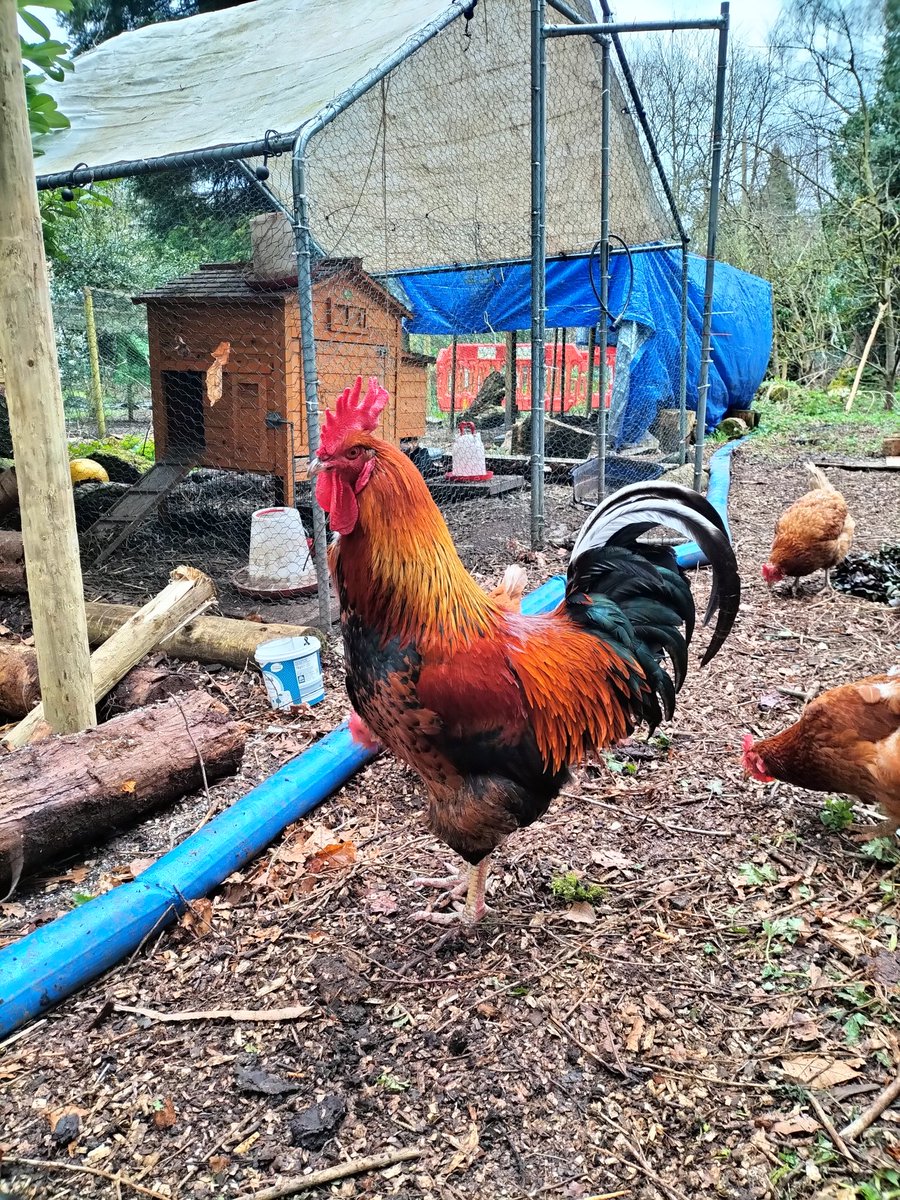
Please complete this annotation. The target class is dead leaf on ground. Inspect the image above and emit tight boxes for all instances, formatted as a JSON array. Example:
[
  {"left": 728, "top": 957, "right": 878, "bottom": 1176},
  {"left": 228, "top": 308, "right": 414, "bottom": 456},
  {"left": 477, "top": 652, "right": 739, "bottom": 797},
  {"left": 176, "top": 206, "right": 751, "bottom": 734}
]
[
  {"left": 821, "top": 924, "right": 871, "bottom": 960},
  {"left": 781, "top": 1053, "right": 863, "bottom": 1089},
  {"left": 590, "top": 847, "right": 636, "bottom": 870},
  {"left": 866, "top": 948, "right": 900, "bottom": 988},
  {"left": 445, "top": 1120, "right": 480, "bottom": 1176},
  {"left": 364, "top": 888, "right": 399, "bottom": 915},
  {"left": 152, "top": 1097, "right": 177, "bottom": 1129},
  {"left": 564, "top": 901, "right": 596, "bottom": 925},
  {"left": 770, "top": 1114, "right": 820, "bottom": 1136},
  {"left": 308, "top": 841, "right": 357, "bottom": 873},
  {"left": 181, "top": 898, "right": 213, "bottom": 938}
]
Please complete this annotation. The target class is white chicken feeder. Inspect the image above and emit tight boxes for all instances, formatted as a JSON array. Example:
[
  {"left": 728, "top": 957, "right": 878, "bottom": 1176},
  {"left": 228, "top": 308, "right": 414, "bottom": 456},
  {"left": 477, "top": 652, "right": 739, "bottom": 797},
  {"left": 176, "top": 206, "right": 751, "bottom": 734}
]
[
  {"left": 232, "top": 506, "right": 318, "bottom": 599},
  {"left": 446, "top": 420, "right": 493, "bottom": 482}
]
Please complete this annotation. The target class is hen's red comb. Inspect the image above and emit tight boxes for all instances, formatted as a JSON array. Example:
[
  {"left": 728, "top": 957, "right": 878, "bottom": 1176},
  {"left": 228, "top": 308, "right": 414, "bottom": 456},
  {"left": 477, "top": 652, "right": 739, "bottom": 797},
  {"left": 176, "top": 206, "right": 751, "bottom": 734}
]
[{"left": 319, "top": 376, "right": 389, "bottom": 455}]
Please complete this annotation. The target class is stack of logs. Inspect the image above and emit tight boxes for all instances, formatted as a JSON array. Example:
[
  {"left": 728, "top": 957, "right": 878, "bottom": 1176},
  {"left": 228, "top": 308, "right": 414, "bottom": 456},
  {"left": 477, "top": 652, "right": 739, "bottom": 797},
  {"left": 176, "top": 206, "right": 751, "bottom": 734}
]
[{"left": 0, "top": 565, "right": 319, "bottom": 896}]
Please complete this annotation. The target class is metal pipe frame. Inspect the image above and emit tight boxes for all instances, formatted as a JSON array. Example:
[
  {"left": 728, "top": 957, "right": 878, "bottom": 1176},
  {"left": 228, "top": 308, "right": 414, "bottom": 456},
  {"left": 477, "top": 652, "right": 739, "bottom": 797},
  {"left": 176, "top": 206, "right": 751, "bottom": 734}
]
[
  {"left": 530, "top": 0, "right": 548, "bottom": 550},
  {"left": 596, "top": 35, "right": 611, "bottom": 504},
  {"left": 545, "top": 0, "right": 689, "bottom": 248},
  {"left": 678, "top": 240, "right": 690, "bottom": 466},
  {"left": 289, "top": 1, "right": 470, "bottom": 626},
  {"left": 694, "top": 2, "right": 730, "bottom": 490},
  {"left": 544, "top": 17, "right": 726, "bottom": 36}
]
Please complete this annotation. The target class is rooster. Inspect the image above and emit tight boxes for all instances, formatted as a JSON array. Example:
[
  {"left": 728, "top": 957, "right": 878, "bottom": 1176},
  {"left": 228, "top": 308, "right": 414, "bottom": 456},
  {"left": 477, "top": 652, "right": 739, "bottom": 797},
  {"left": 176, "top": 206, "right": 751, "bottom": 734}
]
[
  {"left": 762, "top": 463, "right": 854, "bottom": 595},
  {"left": 742, "top": 671, "right": 900, "bottom": 839},
  {"left": 311, "top": 378, "right": 741, "bottom": 923}
]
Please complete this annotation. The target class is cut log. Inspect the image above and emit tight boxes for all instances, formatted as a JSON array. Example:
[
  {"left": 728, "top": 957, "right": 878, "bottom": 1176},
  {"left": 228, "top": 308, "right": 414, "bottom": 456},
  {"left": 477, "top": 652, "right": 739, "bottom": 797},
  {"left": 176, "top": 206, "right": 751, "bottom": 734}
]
[
  {"left": 2, "top": 565, "right": 216, "bottom": 750},
  {"left": 83, "top": 602, "right": 320, "bottom": 669},
  {"left": 0, "top": 643, "right": 40, "bottom": 716},
  {"left": 0, "top": 690, "right": 244, "bottom": 895},
  {"left": 0, "top": 644, "right": 197, "bottom": 718},
  {"left": 0, "top": 529, "right": 25, "bottom": 594},
  {"left": 105, "top": 662, "right": 197, "bottom": 713}
]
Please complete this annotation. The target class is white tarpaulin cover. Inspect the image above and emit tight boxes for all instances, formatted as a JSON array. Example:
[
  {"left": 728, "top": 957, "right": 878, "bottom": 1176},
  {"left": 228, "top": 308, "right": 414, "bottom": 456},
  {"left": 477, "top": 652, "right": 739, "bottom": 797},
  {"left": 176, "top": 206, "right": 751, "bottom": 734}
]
[
  {"left": 35, "top": 0, "right": 672, "bottom": 270},
  {"left": 34, "top": 0, "right": 456, "bottom": 174}
]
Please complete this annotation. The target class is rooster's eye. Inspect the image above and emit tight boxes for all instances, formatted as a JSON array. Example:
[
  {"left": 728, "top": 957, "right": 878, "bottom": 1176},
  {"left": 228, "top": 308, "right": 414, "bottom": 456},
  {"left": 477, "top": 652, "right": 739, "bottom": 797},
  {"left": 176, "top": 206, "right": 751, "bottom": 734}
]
[{"left": 346, "top": 447, "right": 361, "bottom": 459}]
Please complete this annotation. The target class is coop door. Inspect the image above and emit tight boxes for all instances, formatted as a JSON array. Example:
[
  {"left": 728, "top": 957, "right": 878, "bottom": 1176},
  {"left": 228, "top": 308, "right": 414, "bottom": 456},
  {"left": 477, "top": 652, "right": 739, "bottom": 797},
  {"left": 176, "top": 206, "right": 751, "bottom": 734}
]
[{"left": 162, "top": 370, "right": 205, "bottom": 455}]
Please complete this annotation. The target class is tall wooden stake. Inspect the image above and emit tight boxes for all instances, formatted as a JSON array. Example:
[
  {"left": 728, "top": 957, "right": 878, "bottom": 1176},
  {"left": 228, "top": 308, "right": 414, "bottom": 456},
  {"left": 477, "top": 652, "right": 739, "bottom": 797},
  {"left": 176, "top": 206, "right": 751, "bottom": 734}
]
[
  {"left": 83, "top": 286, "right": 106, "bottom": 436},
  {"left": 0, "top": 0, "right": 96, "bottom": 735},
  {"left": 504, "top": 330, "right": 517, "bottom": 428}
]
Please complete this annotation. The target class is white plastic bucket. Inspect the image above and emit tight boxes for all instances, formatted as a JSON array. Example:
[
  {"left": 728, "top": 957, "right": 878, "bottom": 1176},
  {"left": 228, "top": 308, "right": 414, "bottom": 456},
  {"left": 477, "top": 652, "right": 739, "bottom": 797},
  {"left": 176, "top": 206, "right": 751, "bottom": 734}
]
[
  {"left": 254, "top": 635, "right": 324, "bottom": 708},
  {"left": 247, "top": 507, "right": 313, "bottom": 587}
]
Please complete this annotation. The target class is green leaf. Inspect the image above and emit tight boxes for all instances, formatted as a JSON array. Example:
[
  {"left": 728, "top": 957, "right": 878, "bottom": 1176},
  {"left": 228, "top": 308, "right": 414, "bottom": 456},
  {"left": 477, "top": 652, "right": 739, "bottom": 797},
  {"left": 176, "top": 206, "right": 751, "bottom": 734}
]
[
  {"left": 19, "top": 9, "right": 51, "bottom": 39},
  {"left": 738, "top": 861, "right": 778, "bottom": 887}
]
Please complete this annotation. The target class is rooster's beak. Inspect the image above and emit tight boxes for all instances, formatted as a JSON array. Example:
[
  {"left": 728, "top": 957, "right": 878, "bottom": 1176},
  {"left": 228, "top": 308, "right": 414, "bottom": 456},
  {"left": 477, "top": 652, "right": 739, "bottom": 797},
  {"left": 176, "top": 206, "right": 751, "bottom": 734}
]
[{"left": 307, "top": 457, "right": 322, "bottom": 479}]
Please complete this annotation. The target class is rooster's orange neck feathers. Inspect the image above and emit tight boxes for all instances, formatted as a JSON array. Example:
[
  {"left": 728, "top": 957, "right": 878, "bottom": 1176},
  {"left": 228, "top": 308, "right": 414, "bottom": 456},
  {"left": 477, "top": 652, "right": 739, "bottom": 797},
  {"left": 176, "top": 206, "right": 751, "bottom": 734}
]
[{"left": 330, "top": 442, "right": 503, "bottom": 653}]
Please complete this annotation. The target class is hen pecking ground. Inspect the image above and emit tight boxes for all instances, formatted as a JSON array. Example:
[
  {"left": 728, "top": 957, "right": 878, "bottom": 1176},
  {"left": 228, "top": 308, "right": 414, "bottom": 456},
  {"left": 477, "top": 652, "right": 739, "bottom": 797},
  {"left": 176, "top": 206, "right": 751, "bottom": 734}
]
[{"left": 1, "top": 436, "right": 899, "bottom": 1200}]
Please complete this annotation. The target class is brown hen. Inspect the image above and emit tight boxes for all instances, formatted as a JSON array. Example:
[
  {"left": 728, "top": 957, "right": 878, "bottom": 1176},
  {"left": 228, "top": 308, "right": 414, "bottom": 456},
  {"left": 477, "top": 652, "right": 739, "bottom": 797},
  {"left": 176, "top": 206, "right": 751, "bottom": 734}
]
[
  {"left": 743, "top": 671, "right": 900, "bottom": 837},
  {"left": 762, "top": 463, "right": 854, "bottom": 594}
]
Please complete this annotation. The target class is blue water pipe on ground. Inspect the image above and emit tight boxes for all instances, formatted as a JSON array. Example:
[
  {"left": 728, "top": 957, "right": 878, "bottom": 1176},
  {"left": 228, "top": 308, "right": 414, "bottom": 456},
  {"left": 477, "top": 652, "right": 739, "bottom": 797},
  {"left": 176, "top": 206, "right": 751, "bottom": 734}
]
[{"left": 0, "top": 441, "right": 742, "bottom": 1038}]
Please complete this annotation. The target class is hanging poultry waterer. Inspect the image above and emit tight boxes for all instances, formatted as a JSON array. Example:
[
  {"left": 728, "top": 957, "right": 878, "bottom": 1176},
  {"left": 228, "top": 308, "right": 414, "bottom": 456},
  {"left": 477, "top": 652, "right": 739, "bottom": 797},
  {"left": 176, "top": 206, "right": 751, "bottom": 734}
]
[
  {"left": 232, "top": 506, "right": 317, "bottom": 598},
  {"left": 446, "top": 421, "right": 493, "bottom": 482}
]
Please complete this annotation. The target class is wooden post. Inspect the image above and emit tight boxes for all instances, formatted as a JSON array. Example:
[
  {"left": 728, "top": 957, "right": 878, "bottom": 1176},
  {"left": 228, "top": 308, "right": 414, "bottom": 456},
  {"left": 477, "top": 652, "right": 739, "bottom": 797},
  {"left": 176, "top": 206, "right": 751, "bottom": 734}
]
[
  {"left": 559, "top": 328, "right": 567, "bottom": 414},
  {"left": 548, "top": 327, "right": 559, "bottom": 414},
  {"left": 83, "top": 285, "right": 106, "bottom": 437},
  {"left": 585, "top": 325, "right": 597, "bottom": 413},
  {"left": 0, "top": 0, "right": 96, "bottom": 736},
  {"left": 504, "top": 330, "right": 518, "bottom": 428},
  {"left": 846, "top": 301, "right": 887, "bottom": 413},
  {"left": 2, "top": 565, "right": 215, "bottom": 750},
  {"left": 449, "top": 335, "right": 458, "bottom": 432}
]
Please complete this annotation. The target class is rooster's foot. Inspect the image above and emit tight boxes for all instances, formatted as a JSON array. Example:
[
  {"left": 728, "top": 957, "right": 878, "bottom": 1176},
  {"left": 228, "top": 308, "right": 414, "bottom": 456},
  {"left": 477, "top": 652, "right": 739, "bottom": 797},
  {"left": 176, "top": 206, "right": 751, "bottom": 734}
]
[
  {"left": 410, "top": 857, "right": 491, "bottom": 926},
  {"left": 410, "top": 870, "right": 469, "bottom": 901},
  {"left": 410, "top": 900, "right": 488, "bottom": 926}
]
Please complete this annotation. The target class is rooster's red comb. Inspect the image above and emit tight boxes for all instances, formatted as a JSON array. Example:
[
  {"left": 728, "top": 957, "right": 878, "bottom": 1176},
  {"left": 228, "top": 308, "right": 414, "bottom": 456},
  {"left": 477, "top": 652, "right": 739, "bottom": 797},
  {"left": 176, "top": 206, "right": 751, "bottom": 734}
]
[{"left": 319, "top": 376, "right": 389, "bottom": 455}]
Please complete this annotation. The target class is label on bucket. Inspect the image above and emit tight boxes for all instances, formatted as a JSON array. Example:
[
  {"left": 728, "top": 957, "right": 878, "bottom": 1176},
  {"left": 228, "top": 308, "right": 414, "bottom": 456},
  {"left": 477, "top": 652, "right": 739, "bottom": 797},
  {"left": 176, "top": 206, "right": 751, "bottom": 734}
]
[{"left": 255, "top": 636, "right": 325, "bottom": 708}]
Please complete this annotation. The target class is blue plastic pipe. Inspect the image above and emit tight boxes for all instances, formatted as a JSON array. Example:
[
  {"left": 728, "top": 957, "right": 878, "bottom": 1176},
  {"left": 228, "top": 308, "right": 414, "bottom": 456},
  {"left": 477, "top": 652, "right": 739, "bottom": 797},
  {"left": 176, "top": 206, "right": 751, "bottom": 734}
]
[
  {"left": 672, "top": 438, "right": 744, "bottom": 568},
  {"left": 0, "top": 441, "right": 741, "bottom": 1038}
]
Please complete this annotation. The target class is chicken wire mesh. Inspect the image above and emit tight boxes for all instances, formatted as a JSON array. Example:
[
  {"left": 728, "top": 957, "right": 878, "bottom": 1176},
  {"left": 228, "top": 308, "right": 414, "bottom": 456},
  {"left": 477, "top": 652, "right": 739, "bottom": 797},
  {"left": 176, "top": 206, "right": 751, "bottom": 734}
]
[{"left": 16, "top": 0, "right": 716, "bottom": 619}]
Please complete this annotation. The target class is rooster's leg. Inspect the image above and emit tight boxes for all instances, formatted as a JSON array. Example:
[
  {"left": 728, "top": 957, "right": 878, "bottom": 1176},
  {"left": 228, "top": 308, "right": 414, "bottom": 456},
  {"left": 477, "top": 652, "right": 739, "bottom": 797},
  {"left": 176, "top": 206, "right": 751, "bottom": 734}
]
[{"left": 463, "top": 856, "right": 491, "bottom": 924}]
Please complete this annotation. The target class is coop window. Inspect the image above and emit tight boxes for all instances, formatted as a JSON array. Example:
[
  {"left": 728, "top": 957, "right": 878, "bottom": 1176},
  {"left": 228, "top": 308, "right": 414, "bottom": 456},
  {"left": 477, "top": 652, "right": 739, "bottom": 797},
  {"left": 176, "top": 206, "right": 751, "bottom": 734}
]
[{"left": 326, "top": 298, "right": 368, "bottom": 333}]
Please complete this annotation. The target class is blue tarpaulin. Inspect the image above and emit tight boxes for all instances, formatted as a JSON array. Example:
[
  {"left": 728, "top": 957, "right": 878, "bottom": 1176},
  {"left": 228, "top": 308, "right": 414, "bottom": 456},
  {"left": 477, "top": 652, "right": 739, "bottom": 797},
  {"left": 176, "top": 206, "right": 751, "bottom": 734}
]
[{"left": 394, "top": 247, "right": 772, "bottom": 439}]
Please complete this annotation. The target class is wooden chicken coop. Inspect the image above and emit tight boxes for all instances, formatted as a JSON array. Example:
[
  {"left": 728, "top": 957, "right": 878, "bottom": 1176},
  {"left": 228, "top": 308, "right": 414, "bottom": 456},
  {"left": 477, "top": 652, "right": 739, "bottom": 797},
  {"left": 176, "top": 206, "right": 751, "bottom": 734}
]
[{"left": 132, "top": 243, "right": 428, "bottom": 507}]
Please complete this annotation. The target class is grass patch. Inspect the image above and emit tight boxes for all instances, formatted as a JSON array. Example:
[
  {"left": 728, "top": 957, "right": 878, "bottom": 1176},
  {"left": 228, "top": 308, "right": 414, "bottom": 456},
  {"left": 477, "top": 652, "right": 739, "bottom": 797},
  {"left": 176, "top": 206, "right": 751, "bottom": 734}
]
[{"left": 752, "top": 382, "right": 898, "bottom": 457}]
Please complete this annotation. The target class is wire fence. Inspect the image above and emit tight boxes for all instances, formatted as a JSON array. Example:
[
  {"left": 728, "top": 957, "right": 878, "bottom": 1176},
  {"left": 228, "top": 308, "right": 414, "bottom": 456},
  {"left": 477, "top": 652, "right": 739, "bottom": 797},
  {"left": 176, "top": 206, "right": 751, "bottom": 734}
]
[{"left": 9, "top": 0, "right": 722, "bottom": 620}]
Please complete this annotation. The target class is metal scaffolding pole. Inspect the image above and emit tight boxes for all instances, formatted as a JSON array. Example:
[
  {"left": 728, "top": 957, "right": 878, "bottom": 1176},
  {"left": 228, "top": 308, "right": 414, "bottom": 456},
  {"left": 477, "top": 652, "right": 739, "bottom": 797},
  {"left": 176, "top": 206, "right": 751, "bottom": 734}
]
[
  {"left": 596, "top": 35, "right": 611, "bottom": 504},
  {"left": 530, "top": 0, "right": 547, "bottom": 549},
  {"left": 694, "top": 2, "right": 730, "bottom": 491},
  {"left": 678, "top": 240, "right": 690, "bottom": 466},
  {"left": 291, "top": 135, "right": 333, "bottom": 632}
]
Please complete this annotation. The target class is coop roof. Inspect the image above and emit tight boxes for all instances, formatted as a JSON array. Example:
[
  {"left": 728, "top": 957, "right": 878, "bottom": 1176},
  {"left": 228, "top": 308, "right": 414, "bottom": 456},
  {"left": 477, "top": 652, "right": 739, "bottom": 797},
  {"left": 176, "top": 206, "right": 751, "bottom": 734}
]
[
  {"left": 35, "top": 0, "right": 673, "bottom": 270},
  {"left": 133, "top": 258, "right": 412, "bottom": 317}
]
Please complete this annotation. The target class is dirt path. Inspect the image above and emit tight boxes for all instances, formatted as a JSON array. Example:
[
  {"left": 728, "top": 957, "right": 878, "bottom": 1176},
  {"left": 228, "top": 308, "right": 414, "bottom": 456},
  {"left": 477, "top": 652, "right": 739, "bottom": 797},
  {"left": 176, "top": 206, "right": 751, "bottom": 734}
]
[{"left": 1, "top": 445, "right": 898, "bottom": 1200}]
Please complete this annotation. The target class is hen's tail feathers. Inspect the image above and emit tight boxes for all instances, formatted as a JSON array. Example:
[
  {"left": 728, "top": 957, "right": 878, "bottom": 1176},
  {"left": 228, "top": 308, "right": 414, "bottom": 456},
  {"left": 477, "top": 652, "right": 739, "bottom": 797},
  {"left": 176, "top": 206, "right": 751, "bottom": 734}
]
[
  {"left": 804, "top": 462, "right": 833, "bottom": 492},
  {"left": 567, "top": 482, "right": 741, "bottom": 714}
]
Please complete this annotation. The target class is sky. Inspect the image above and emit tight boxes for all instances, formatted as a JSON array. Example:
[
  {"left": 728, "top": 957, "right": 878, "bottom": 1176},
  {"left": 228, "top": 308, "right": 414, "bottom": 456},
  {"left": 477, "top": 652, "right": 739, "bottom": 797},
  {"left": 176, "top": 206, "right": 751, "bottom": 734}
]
[
  {"left": 600, "top": 0, "right": 785, "bottom": 50},
  {"left": 33, "top": 0, "right": 787, "bottom": 56}
]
